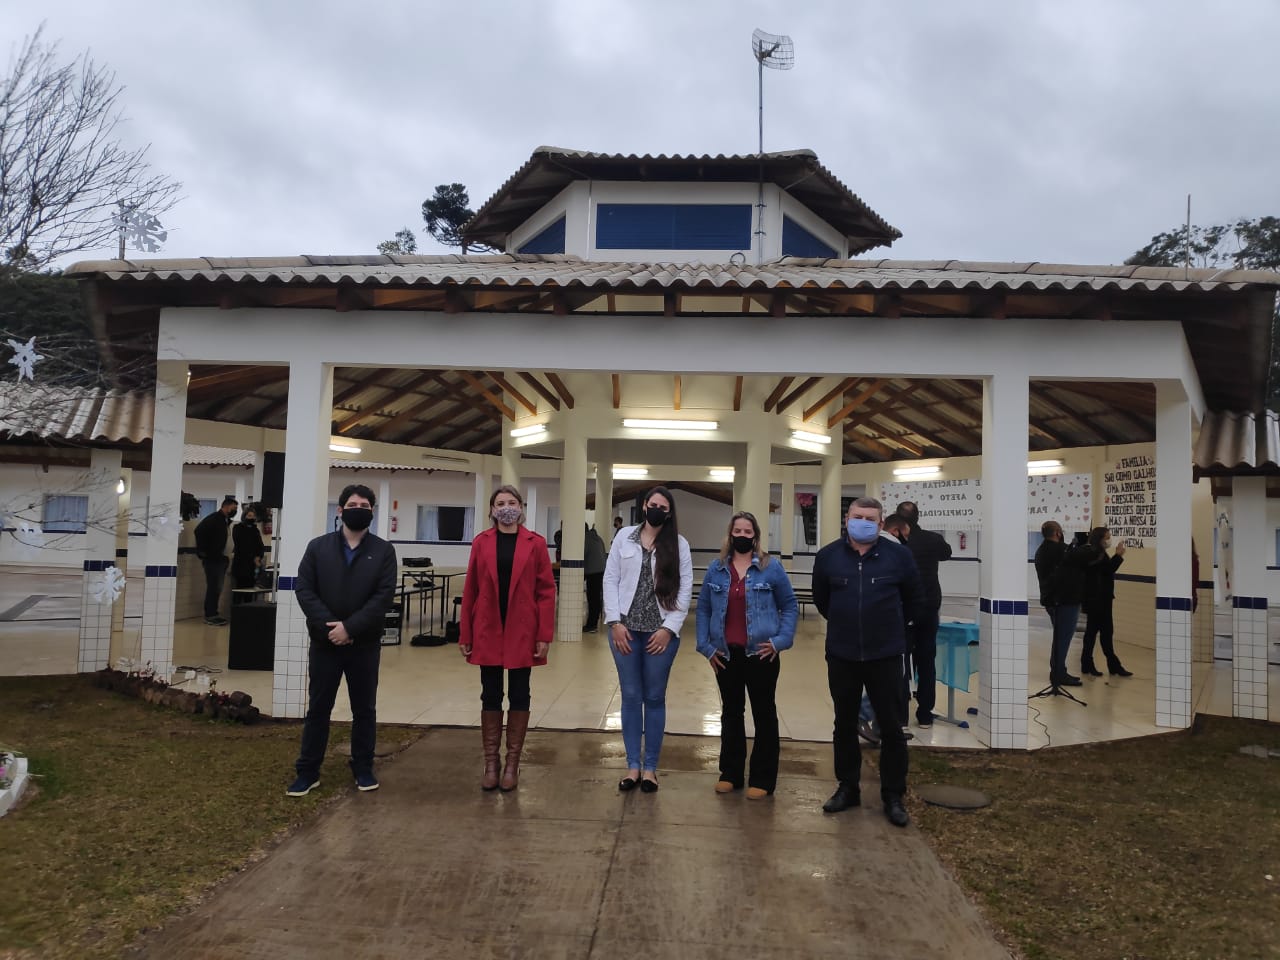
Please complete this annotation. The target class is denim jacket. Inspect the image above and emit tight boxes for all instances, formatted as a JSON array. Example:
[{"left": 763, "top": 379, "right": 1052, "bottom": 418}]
[{"left": 695, "top": 556, "right": 798, "bottom": 659}]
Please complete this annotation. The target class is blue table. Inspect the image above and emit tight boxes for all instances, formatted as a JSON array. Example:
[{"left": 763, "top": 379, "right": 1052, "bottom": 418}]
[{"left": 934, "top": 620, "right": 980, "bottom": 727}]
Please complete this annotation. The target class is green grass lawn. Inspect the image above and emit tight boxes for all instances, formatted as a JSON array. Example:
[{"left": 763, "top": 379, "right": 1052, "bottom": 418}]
[{"left": 1, "top": 674, "right": 1277, "bottom": 959}]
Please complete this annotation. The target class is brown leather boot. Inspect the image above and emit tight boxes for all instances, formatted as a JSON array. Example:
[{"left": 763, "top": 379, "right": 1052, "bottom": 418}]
[
  {"left": 500, "top": 710, "right": 531, "bottom": 791},
  {"left": 481, "top": 711, "right": 503, "bottom": 791}
]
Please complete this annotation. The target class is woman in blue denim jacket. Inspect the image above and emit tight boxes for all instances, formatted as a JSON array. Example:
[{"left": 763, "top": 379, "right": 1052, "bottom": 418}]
[{"left": 695, "top": 511, "right": 798, "bottom": 798}]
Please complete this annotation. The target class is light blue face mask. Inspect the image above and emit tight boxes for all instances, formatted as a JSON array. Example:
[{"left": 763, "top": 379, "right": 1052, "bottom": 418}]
[{"left": 846, "top": 518, "right": 880, "bottom": 543}]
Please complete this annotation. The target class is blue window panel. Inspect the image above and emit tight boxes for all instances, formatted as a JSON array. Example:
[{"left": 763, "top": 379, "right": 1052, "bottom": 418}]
[
  {"left": 42, "top": 494, "right": 89, "bottom": 533},
  {"left": 198, "top": 498, "right": 217, "bottom": 519},
  {"left": 596, "top": 204, "right": 751, "bottom": 250},
  {"left": 518, "top": 216, "right": 566, "bottom": 255},
  {"left": 782, "top": 216, "right": 837, "bottom": 259}
]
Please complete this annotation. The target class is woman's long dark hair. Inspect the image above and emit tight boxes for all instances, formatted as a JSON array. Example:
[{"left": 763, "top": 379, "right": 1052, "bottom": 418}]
[
  {"left": 644, "top": 485, "right": 681, "bottom": 609},
  {"left": 1088, "top": 526, "right": 1110, "bottom": 550}
]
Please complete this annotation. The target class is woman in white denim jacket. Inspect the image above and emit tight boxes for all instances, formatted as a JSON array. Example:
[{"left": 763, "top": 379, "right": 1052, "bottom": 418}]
[{"left": 603, "top": 485, "right": 693, "bottom": 793}]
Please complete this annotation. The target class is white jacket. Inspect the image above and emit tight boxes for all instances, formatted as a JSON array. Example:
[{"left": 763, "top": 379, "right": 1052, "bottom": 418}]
[{"left": 603, "top": 524, "right": 693, "bottom": 636}]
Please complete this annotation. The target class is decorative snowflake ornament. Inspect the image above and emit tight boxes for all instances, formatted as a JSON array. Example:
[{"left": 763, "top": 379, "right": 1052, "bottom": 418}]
[
  {"left": 6, "top": 337, "right": 44, "bottom": 381},
  {"left": 116, "top": 205, "right": 168, "bottom": 253},
  {"left": 93, "top": 565, "right": 127, "bottom": 604}
]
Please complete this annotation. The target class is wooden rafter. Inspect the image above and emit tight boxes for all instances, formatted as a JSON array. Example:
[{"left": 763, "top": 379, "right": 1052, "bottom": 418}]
[
  {"left": 484, "top": 371, "right": 538, "bottom": 416},
  {"left": 188, "top": 366, "right": 287, "bottom": 391},
  {"left": 733, "top": 376, "right": 743, "bottom": 412},
  {"left": 454, "top": 371, "right": 516, "bottom": 421},
  {"left": 1042, "top": 383, "right": 1153, "bottom": 437},
  {"left": 545, "top": 372, "right": 575, "bottom": 409},
  {"left": 369, "top": 392, "right": 457, "bottom": 441},
  {"left": 431, "top": 412, "right": 492, "bottom": 448},
  {"left": 861, "top": 395, "right": 956, "bottom": 454},
  {"left": 763, "top": 377, "right": 795, "bottom": 412},
  {"left": 802, "top": 377, "right": 856, "bottom": 421},
  {"left": 335, "top": 371, "right": 437, "bottom": 434},
  {"left": 826, "top": 379, "right": 886, "bottom": 428},
  {"left": 1032, "top": 389, "right": 1123, "bottom": 445},
  {"left": 517, "top": 372, "right": 561, "bottom": 411},
  {"left": 945, "top": 379, "right": 1064, "bottom": 447},
  {"left": 843, "top": 429, "right": 899, "bottom": 460},
  {"left": 879, "top": 382, "right": 982, "bottom": 453},
  {"left": 774, "top": 377, "right": 822, "bottom": 414},
  {"left": 843, "top": 413, "right": 926, "bottom": 457},
  {"left": 612, "top": 374, "right": 621, "bottom": 409},
  {"left": 674, "top": 375, "right": 681, "bottom": 411}
]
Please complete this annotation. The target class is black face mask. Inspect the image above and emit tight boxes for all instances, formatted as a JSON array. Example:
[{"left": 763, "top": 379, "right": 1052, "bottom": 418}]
[
  {"left": 645, "top": 505, "right": 669, "bottom": 527},
  {"left": 731, "top": 535, "right": 754, "bottom": 555},
  {"left": 243, "top": 517, "right": 256, "bottom": 526},
  {"left": 342, "top": 507, "right": 373, "bottom": 532}
]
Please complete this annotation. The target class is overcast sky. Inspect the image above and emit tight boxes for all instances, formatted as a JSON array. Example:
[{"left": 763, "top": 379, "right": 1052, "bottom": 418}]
[{"left": 8, "top": 0, "right": 1280, "bottom": 269}]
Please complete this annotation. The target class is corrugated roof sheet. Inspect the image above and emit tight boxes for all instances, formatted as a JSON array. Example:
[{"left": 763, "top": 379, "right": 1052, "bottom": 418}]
[
  {"left": 63, "top": 254, "right": 1280, "bottom": 293},
  {"left": 1195, "top": 410, "right": 1280, "bottom": 473},
  {"left": 0, "top": 386, "right": 153, "bottom": 443}
]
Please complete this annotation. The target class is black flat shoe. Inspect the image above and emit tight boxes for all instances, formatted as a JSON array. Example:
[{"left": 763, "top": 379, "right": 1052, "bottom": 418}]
[
  {"left": 1081, "top": 665, "right": 1104, "bottom": 677},
  {"left": 639, "top": 777, "right": 659, "bottom": 793},
  {"left": 1109, "top": 665, "right": 1133, "bottom": 677},
  {"left": 618, "top": 777, "right": 638, "bottom": 792}
]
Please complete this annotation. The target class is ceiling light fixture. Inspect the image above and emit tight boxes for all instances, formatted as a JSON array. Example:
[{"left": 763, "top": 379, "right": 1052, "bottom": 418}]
[
  {"left": 510, "top": 424, "right": 547, "bottom": 438},
  {"left": 1027, "top": 459, "right": 1064, "bottom": 471},
  {"left": 892, "top": 465, "right": 941, "bottom": 479},
  {"left": 790, "top": 429, "right": 832, "bottom": 445},
  {"left": 116, "top": 477, "right": 127, "bottom": 495},
  {"left": 329, "top": 441, "right": 361, "bottom": 454},
  {"left": 622, "top": 418, "right": 718, "bottom": 431},
  {"left": 709, "top": 468, "right": 736, "bottom": 481},
  {"left": 612, "top": 467, "right": 650, "bottom": 479}
]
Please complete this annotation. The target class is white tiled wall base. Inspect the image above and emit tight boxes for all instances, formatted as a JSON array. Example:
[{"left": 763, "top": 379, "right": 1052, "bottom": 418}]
[
  {"left": 1155, "top": 602, "right": 1193, "bottom": 728},
  {"left": 556, "top": 565, "right": 585, "bottom": 644},
  {"left": 1231, "top": 598, "right": 1269, "bottom": 720},
  {"left": 77, "top": 562, "right": 115, "bottom": 672},
  {"left": 140, "top": 574, "right": 177, "bottom": 678},
  {"left": 975, "top": 601, "right": 1029, "bottom": 749},
  {"left": 272, "top": 589, "right": 310, "bottom": 719}
]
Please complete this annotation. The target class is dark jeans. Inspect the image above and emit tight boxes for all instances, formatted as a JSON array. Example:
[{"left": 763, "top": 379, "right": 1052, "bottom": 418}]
[
  {"left": 1045, "top": 604, "right": 1081, "bottom": 680},
  {"left": 909, "top": 608, "right": 940, "bottom": 723},
  {"left": 584, "top": 572, "right": 604, "bottom": 630},
  {"left": 202, "top": 557, "right": 227, "bottom": 618},
  {"left": 1082, "top": 602, "right": 1119, "bottom": 670},
  {"left": 295, "top": 641, "right": 381, "bottom": 778},
  {"left": 480, "top": 665, "right": 531, "bottom": 711},
  {"left": 827, "top": 653, "right": 908, "bottom": 800},
  {"left": 715, "top": 646, "right": 781, "bottom": 792},
  {"left": 231, "top": 568, "right": 256, "bottom": 604}
]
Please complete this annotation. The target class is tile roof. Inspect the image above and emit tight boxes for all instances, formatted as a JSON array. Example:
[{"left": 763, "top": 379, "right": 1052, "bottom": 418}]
[
  {"left": 1194, "top": 410, "right": 1280, "bottom": 475},
  {"left": 0, "top": 386, "right": 153, "bottom": 443}
]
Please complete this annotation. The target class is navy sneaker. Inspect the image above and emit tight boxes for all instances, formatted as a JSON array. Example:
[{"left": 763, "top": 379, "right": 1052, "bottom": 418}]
[
  {"left": 354, "top": 771, "right": 379, "bottom": 792},
  {"left": 286, "top": 774, "right": 320, "bottom": 797}
]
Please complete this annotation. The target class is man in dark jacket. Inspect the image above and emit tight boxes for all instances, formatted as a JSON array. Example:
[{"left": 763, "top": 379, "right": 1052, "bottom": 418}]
[
  {"left": 895, "top": 501, "right": 953, "bottom": 727},
  {"left": 1033, "top": 521, "right": 1098, "bottom": 688},
  {"left": 812, "top": 497, "right": 923, "bottom": 827},
  {"left": 583, "top": 523, "right": 607, "bottom": 632},
  {"left": 193, "top": 496, "right": 238, "bottom": 625},
  {"left": 287, "top": 484, "right": 398, "bottom": 796}
]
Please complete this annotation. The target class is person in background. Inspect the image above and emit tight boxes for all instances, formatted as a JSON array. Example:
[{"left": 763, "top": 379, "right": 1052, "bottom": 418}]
[
  {"left": 287, "top": 485, "right": 397, "bottom": 796},
  {"left": 603, "top": 485, "right": 693, "bottom": 794},
  {"left": 894, "top": 500, "right": 953, "bottom": 729},
  {"left": 230, "top": 504, "right": 265, "bottom": 603},
  {"left": 1080, "top": 526, "right": 1131, "bottom": 677},
  {"left": 696, "top": 511, "right": 798, "bottom": 799},
  {"left": 812, "top": 497, "right": 923, "bottom": 827},
  {"left": 1034, "top": 521, "right": 1099, "bottom": 687},
  {"left": 193, "top": 496, "right": 238, "bottom": 625},
  {"left": 459, "top": 485, "right": 556, "bottom": 791},
  {"left": 584, "top": 523, "right": 607, "bottom": 633},
  {"left": 613, "top": 516, "right": 624, "bottom": 535}
]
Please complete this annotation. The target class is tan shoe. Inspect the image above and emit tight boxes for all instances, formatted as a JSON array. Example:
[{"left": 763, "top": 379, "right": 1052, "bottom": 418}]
[
  {"left": 714, "top": 780, "right": 735, "bottom": 794},
  {"left": 746, "top": 787, "right": 770, "bottom": 800}
]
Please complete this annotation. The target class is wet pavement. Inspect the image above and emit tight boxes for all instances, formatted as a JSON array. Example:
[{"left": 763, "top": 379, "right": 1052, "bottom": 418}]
[{"left": 129, "top": 728, "right": 1012, "bottom": 959}]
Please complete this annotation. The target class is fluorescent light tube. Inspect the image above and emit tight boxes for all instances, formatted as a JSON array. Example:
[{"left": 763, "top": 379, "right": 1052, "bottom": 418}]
[
  {"left": 791, "top": 429, "right": 832, "bottom": 445},
  {"left": 329, "top": 442, "right": 361, "bottom": 454},
  {"left": 622, "top": 418, "right": 718, "bottom": 431},
  {"left": 510, "top": 424, "right": 547, "bottom": 438}
]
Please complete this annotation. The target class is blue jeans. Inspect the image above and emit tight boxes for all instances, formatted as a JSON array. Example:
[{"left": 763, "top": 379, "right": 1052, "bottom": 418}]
[
  {"left": 1045, "top": 604, "right": 1080, "bottom": 680},
  {"left": 610, "top": 630, "right": 680, "bottom": 771}
]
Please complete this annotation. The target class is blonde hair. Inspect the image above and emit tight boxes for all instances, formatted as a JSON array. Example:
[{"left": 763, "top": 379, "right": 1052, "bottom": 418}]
[{"left": 718, "top": 511, "right": 771, "bottom": 568}]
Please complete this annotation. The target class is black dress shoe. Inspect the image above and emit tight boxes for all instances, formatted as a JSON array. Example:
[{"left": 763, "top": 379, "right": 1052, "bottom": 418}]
[
  {"left": 639, "top": 777, "right": 659, "bottom": 794},
  {"left": 1080, "top": 664, "right": 1104, "bottom": 677},
  {"left": 1052, "top": 674, "right": 1083, "bottom": 687},
  {"left": 822, "top": 783, "right": 860, "bottom": 813},
  {"left": 1109, "top": 665, "right": 1133, "bottom": 677},
  {"left": 618, "top": 777, "right": 638, "bottom": 792},
  {"left": 884, "top": 795, "right": 909, "bottom": 828}
]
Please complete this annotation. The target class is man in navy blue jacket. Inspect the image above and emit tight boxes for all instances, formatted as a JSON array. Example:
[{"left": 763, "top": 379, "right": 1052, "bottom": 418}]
[
  {"left": 812, "top": 497, "right": 923, "bottom": 826},
  {"left": 287, "top": 484, "right": 398, "bottom": 797}
]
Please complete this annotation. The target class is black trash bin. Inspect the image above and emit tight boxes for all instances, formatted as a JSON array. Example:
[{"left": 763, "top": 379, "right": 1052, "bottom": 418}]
[{"left": 228, "top": 600, "right": 276, "bottom": 670}]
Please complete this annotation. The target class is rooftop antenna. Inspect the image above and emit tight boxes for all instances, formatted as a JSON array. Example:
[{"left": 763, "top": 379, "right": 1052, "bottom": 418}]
[{"left": 750, "top": 29, "right": 794, "bottom": 264}]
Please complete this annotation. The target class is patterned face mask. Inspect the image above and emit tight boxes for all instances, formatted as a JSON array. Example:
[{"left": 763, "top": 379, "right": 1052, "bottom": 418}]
[{"left": 493, "top": 505, "right": 522, "bottom": 526}]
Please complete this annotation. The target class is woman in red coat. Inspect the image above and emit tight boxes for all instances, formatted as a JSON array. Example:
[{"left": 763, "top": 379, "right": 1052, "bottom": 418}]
[{"left": 459, "top": 484, "right": 556, "bottom": 791}]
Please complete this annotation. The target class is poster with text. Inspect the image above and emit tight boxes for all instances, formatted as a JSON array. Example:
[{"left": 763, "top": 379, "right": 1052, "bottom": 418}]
[
  {"left": 880, "top": 474, "right": 1091, "bottom": 531},
  {"left": 1102, "top": 454, "right": 1156, "bottom": 547}
]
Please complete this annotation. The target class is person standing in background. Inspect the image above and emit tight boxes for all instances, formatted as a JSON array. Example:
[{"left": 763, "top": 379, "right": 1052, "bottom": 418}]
[{"left": 894, "top": 501, "right": 953, "bottom": 728}]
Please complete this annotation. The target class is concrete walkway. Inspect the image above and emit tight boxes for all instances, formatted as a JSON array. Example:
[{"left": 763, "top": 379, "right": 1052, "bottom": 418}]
[{"left": 130, "top": 728, "right": 1012, "bottom": 959}]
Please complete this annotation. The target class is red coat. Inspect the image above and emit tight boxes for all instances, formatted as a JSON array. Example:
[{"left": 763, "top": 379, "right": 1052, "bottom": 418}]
[{"left": 459, "top": 525, "right": 556, "bottom": 668}]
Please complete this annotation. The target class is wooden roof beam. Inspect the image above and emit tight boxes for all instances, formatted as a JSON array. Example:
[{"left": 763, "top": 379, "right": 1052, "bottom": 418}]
[
  {"left": 431, "top": 412, "right": 493, "bottom": 448},
  {"left": 879, "top": 382, "right": 982, "bottom": 453},
  {"left": 545, "top": 372, "right": 575, "bottom": 409},
  {"left": 484, "top": 371, "right": 539, "bottom": 416},
  {"left": 826, "top": 379, "right": 886, "bottom": 428},
  {"left": 843, "top": 428, "right": 898, "bottom": 460},
  {"left": 803, "top": 377, "right": 857, "bottom": 421},
  {"left": 454, "top": 371, "right": 516, "bottom": 421},
  {"left": 1032, "top": 389, "right": 1123, "bottom": 445},
  {"left": 335, "top": 371, "right": 439, "bottom": 434},
  {"left": 763, "top": 377, "right": 795, "bottom": 412},
  {"left": 517, "top": 372, "right": 561, "bottom": 411},
  {"left": 612, "top": 374, "right": 621, "bottom": 409},
  {"left": 774, "top": 377, "right": 822, "bottom": 414},
  {"left": 673, "top": 375, "right": 681, "bottom": 410},
  {"left": 375, "top": 395, "right": 474, "bottom": 441},
  {"left": 733, "top": 376, "right": 743, "bottom": 412}
]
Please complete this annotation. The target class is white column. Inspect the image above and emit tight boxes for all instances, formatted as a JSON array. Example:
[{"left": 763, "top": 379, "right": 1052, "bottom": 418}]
[
  {"left": 79, "top": 448, "right": 122, "bottom": 672},
  {"left": 819, "top": 416, "right": 843, "bottom": 550},
  {"left": 474, "top": 467, "right": 492, "bottom": 534},
  {"left": 274, "top": 362, "right": 334, "bottom": 719},
  {"left": 500, "top": 423, "right": 519, "bottom": 486},
  {"left": 233, "top": 475, "right": 247, "bottom": 507},
  {"left": 742, "top": 434, "right": 770, "bottom": 553},
  {"left": 780, "top": 468, "right": 796, "bottom": 566},
  {"left": 1228, "top": 476, "right": 1268, "bottom": 720},
  {"left": 376, "top": 479, "right": 392, "bottom": 540},
  {"left": 977, "top": 370, "right": 1030, "bottom": 749},
  {"left": 556, "top": 426, "right": 588, "bottom": 643},
  {"left": 1155, "top": 381, "right": 1195, "bottom": 727},
  {"left": 111, "top": 467, "right": 132, "bottom": 651},
  {"left": 140, "top": 359, "right": 189, "bottom": 679},
  {"left": 594, "top": 464, "right": 614, "bottom": 549}
]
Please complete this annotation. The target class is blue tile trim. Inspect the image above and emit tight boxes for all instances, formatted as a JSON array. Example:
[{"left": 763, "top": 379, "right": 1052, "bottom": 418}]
[
  {"left": 82, "top": 559, "right": 117, "bottom": 572},
  {"left": 1231, "top": 595, "right": 1269, "bottom": 610},
  {"left": 1115, "top": 573, "right": 1157, "bottom": 584},
  {"left": 1155, "top": 596, "right": 1193, "bottom": 611},
  {"left": 559, "top": 559, "right": 585, "bottom": 568},
  {"left": 278, "top": 576, "right": 296, "bottom": 591},
  {"left": 980, "top": 598, "right": 1029, "bottom": 616},
  {"left": 144, "top": 565, "right": 178, "bottom": 578}
]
